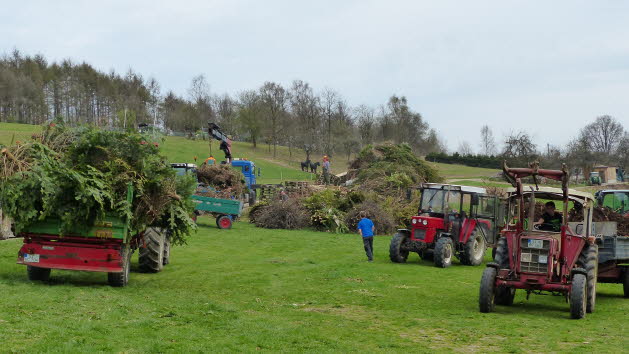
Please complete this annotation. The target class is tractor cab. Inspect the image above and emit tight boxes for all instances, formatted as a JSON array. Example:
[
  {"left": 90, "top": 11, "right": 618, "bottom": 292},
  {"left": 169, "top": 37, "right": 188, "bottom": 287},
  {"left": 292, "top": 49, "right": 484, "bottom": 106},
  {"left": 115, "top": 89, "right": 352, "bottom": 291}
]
[
  {"left": 170, "top": 163, "right": 198, "bottom": 178},
  {"left": 390, "top": 183, "right": 503, "bottom": 268},
  {"left": 595, "top": 190, "right": 629, "bottom": 216},
  {"left": 479, "top": 164, "right": 599, "bottom": 319}
]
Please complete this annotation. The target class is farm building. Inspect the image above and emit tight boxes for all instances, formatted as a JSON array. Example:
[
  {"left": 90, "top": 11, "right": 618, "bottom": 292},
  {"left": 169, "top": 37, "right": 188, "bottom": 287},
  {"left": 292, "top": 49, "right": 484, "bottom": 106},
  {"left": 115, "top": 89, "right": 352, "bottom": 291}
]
[{"left": 592, "top": 166, "right": 621, "bottom": 184}]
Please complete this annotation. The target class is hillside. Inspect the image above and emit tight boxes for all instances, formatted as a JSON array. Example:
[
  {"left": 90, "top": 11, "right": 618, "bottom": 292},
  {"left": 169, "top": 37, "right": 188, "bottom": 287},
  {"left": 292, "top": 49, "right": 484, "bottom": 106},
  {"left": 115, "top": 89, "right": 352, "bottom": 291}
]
[{"left": 0, "top": 123, "right": 502, "bottom": 182}]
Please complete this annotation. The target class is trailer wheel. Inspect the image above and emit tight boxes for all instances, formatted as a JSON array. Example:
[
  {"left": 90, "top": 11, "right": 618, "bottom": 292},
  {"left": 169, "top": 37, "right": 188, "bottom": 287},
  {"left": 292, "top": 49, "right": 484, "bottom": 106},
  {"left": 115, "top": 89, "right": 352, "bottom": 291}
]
[
  {"left": 108, "top": 245, "right": 131, "bottom": 287},
  {"left": 577, "top": 244, "right": 598, "bottom": 313},
  {"left": 460, "top": 228, "right": 486, "bottom": 266},
  {"left": 479, "top": 267, "right": 497, "bottom": 313},
  {"left": 27, "top": 266, "right": 50, "bottom": 281},
  {"left": 570, "top": 273, "right": 587, "bottom": 319},
  {"left": 623, "top": 269, "right": 629, "bottom": 298},
  {"left": 217, "top": 215, "right": 232, "bottom": 229},
  {"left": 434, "top": 237, "right": 453, "bottom": 268},
  {"left": 389, "top": 232, "right": 410, "bottom": 263},
  {"left": 163, "top": 235, "right": 171, "bottom": 266},
  {"left": 139, "top": 227, "right": 165, "bottom": 273}
]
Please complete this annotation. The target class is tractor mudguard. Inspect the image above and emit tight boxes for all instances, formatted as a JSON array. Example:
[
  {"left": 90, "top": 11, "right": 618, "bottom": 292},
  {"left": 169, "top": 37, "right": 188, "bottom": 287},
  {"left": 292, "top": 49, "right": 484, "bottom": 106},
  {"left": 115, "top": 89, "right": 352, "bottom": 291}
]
[
  {"left": 486, "top": 262, "right": 500, "bottom": 269},
  {"left": 571, "top": 267, "right": 587, "bottom": 278}
]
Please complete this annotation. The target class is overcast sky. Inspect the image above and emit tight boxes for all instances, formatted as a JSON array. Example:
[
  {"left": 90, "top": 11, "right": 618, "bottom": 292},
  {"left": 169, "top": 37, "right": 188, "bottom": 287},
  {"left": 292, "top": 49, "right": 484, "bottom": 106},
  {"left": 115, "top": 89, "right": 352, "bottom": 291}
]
[{"left": 2, "top": 0, "right": 628, "bottom": 152}]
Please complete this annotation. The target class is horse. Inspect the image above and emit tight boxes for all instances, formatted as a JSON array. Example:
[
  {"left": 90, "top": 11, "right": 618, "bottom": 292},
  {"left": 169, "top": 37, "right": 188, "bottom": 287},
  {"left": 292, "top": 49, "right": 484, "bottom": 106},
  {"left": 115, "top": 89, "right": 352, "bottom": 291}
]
[
  {"left": 300, "top": 159, "right": 311, "bottom": 172},
  {"left": 310, "top": 162, "right": 321, "bottom": 173}
]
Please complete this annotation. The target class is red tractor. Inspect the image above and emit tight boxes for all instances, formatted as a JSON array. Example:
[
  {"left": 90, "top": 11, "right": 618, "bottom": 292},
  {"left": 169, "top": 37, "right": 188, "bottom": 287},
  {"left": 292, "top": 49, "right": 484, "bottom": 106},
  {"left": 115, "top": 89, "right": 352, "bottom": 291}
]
[
  {"left": 479, "top": 164, "right": 599, "bottom": 319},
  {"left": 389, "top": 183, "right": 503, "bottom": 268}
]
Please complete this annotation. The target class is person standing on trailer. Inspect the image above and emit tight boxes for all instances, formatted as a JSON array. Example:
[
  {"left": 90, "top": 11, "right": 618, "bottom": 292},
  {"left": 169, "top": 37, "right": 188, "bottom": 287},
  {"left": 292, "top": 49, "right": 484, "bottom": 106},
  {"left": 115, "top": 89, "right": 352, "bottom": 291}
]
[{"left": 357, "top": 211, "right": 375, "bottom": 262}]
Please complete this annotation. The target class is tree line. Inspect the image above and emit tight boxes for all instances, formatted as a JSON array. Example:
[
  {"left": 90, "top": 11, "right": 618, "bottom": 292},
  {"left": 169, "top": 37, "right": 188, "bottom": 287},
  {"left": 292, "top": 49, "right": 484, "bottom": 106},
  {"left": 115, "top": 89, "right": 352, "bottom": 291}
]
[
  {"left": 0, "top": 50, "right": 445, "bottom": 160},
  {"left": 446, "top": 117, "right": 628, "bottom": 180}
]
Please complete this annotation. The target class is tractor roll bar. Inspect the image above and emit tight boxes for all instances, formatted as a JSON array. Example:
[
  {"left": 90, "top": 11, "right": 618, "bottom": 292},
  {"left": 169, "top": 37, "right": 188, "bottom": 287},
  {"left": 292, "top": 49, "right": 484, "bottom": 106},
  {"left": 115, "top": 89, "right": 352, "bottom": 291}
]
[{"left": 503, "top": 161, "right": 570, "bottom": 227}]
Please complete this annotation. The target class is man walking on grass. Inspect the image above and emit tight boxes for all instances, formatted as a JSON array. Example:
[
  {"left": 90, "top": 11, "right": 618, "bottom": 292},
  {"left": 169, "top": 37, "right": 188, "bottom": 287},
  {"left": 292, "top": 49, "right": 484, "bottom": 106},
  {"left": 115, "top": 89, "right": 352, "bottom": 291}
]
[{"left": 357, "top": 211, "right": 375, "bottom": 262}]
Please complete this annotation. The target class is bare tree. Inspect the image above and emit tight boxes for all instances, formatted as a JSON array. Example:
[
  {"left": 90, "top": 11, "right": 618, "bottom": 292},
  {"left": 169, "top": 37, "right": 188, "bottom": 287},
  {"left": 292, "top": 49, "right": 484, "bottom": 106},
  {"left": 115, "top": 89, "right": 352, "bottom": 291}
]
[
  {"left": 355, "top": 104, "right": 375, "bottom": 146},
  {"left": 479, "top": 125, "right": 496, "bottom": 156},
  {"left": 320, "top": 88, "right": 339, "bottom": 154},
  {"left": 502, "top": 131, "right": 537, "bottom": 159},
  {"left": 236, "top": 90, "right": 262, "bottom": 148},
  {"left": 259, "top": 81, "right": 290, "bottom": 157},
  {"left": 581, "top": 115, "right": 624, "bottom": 156},
  {"left": 290, "top": 80, "right": 320, "bottom": 161},
  {"left": 457, "top": 141, "right": 474, "bottom": 156}
]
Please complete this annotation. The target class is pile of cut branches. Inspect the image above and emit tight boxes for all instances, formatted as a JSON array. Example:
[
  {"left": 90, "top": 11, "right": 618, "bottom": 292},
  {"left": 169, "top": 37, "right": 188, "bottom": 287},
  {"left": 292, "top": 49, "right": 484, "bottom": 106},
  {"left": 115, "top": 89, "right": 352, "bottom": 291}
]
[
  {"left": 196, "top": 164, "right": 246, "bottom": 197},
  {"left": 0, "top": 124, "right": 196, "bottom": 244}
]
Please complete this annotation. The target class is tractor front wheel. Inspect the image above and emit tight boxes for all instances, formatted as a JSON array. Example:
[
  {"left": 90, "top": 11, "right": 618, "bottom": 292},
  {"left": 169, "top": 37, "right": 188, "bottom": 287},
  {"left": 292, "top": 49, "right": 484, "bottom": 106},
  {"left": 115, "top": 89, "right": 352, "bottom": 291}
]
[
  {"left": 570, "top": 273, "right": 587, "bottom": 319},
  {"left": 495, "top": 287, "right": 516, "bottom": 306},
  {"left": 217, "top": 215, "right": 233, "bottom": 229},
  {"left": 461, "top": 228, "right": 486, "bottom": 266},
  {"left": 479, "top": 267, "right": 497, "bottom": 313},
  {"left": 27, "top": 266, "right": 51, "bottom": 281},
  {"left": 389, "top": 232, "right": 410, "bottom": 263},
  {"left": 434, "top": 237, "right": 453, "bottom": 268}
]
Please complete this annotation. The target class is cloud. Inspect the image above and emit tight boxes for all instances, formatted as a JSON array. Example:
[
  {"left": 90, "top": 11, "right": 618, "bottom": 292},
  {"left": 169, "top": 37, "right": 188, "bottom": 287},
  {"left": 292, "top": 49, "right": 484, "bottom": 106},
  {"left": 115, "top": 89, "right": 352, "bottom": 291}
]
[{"left": 1, "top": 0, "right": 627, "bottom": 150}]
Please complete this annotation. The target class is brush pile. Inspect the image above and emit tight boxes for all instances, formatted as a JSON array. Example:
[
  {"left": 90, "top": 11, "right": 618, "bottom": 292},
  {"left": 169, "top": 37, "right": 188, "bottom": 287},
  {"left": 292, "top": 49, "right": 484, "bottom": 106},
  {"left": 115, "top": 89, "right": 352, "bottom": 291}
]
[
  {"left": 196, "top": 164, "right": 246, "bottom": 197},
  {"left": 0, "top": 124, "right": 196, "bottom": 244}
]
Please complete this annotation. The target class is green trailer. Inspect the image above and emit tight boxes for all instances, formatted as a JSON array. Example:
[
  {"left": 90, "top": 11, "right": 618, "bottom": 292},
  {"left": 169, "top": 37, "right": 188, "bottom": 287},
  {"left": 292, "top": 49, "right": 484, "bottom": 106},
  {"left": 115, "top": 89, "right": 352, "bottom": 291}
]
[
  {"left": 192, "top": 195, "right": 243, "bottom": 229},
  {"left": 16, "top": 185, "right": 172, "bottom": 286}
]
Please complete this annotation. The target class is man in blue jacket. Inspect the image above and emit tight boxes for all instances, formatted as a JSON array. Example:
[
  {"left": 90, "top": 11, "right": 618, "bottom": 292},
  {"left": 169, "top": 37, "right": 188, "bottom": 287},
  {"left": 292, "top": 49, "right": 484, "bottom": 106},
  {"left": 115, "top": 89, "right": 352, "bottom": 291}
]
[{"left": 357, "top": 211, "right": 375, "bottom": 262}]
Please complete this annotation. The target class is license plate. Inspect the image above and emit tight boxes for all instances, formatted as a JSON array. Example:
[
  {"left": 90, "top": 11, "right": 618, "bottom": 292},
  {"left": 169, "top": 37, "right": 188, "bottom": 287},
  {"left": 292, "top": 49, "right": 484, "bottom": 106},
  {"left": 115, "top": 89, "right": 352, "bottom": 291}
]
[
  {"left": 24, "top": 254, "right": 40, "bottom": 263},
  {"left": 527, "top": 239, "right": 543, "bottom": 249},
  {"left": 520, "top": 253, "right": 532, "bottom": 262},
  {"left": 538, "top": 255, "right": 548, "bottom": 264}
]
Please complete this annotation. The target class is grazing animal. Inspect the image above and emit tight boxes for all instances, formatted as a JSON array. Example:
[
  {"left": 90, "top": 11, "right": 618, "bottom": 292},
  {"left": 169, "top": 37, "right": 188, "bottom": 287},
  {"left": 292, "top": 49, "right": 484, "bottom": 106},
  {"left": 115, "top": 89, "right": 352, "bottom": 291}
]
[
  {"left": 310, "top": 162, "right": 321, "bottom": 173},
  {"left": 300, "top": 160, "right": 311, "bottom": 172}
]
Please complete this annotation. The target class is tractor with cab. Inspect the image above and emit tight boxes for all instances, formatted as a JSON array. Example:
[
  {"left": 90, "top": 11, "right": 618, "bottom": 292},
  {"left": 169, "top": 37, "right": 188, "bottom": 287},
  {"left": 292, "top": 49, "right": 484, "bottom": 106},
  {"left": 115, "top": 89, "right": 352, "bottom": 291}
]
[
  {"left": 479, "top": 164, "right": 599, "bottom": 319},
  {"left": 389, "top": 183, "right": 504, "bottom": 268}
]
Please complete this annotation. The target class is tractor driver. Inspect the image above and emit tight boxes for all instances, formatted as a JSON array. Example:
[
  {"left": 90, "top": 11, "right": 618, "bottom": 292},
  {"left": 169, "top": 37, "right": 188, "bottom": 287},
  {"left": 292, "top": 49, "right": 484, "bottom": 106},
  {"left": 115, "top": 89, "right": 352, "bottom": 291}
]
[{"left": 534, "top": 201, "right": 562, "bottom": 231}]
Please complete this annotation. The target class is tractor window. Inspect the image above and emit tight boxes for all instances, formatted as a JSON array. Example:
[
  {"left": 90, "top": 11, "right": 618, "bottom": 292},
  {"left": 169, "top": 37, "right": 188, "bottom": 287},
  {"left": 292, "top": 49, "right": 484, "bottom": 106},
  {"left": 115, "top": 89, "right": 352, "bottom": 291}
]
[
  {"left": 477, "top": 196, "right": 496, "bottom": 218},
  {"left": 602, "top": 192, "right": 629, "bottom": 214},
  {"left": 461, "top": 194, "right": 472, "bottom": 214},
  {"left": 420, "top": 189, "right": 461, "bottom": 215}
]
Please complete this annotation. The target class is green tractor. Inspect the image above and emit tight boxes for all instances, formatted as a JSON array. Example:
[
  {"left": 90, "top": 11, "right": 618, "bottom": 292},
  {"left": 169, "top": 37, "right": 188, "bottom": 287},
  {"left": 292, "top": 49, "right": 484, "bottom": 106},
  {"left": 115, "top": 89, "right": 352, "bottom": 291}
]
[{"left": 589, "top": 171, "right": 602, "bottom": 186}]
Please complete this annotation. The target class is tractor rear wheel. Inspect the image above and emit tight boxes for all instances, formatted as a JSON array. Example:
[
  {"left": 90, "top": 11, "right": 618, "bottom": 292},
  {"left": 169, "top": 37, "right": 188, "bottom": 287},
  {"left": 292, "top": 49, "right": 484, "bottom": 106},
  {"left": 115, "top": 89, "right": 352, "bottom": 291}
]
[
  {"left": 460, "top": 228, "right": 486, "bottom": 266},
  {"left": 570, "top": 273, "right": 587, "bottom": 319},
  {"left": 389, "top": 232, "right": 410, "bottom": 263},
  {"left": 434, "top": 237, "right": 453, "bottom": 268},
  {"left": 139, "top": 227, "right": 165, "bottom": 273},
  {"left": 577, "top": 244, "right": 598, "bottom": 313},
  {"left": 623, "top": 269, "right": 629, "bottom": 298},
  {"left": 27, "top": 266, "right": 51, "bottom": 281},
  {"left": 479, "top": 267, "right": 497, "bottom": 313},
  {"left": 494, "top": 237, "right": 509, "bottom": 268},
  {"left": 108, "top": 245, "right": 131, "bottom": 287}
]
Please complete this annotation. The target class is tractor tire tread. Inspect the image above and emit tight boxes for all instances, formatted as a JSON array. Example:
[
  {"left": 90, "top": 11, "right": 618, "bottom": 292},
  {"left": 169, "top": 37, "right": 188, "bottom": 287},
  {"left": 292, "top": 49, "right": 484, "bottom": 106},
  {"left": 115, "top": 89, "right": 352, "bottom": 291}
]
[
  {"left": 389, "top": 232, "right": 410, "bottom": 263},
  {"left": 138, "top": 227, "right": 165, "bottom": 273},
  {"left": 434, "top": 237, "right": 453, "bottom": 268},
  {"left": 570, "top": 273, "right": 587, "bottom": 319},
  {"left": 479, "top": 267, "right": 497, "bottom": 313},
  {"left": 577, "top": 244, "right": 598, "bottom": 313}
]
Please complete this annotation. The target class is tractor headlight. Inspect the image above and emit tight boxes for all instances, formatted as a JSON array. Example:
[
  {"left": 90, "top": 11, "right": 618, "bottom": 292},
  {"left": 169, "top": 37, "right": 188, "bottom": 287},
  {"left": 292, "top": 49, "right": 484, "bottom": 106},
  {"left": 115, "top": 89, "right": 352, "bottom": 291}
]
[
  {"left": 412, "top": 219, "right": 417, "bottom": 224},
  {"left": 422, "top": 219, "right": 428, "bottom": 226}
]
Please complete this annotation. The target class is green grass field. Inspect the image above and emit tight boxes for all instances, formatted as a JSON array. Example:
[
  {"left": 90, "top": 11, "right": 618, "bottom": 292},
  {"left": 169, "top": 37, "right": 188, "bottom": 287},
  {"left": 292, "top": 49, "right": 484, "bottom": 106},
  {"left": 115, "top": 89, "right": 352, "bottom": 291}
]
[{"left": 0, "top": 220, "right": 627, "bottom": 352}]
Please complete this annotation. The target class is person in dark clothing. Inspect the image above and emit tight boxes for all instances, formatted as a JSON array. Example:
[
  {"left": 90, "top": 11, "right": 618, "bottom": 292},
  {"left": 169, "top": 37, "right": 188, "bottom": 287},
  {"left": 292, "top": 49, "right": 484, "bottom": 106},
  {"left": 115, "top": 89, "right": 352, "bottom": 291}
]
[
  {"left": 535, "top": 201, "right": 562, "bottom": 231},
  {"left": 357, "top": 211, "right": 375, "bottom": 262}
]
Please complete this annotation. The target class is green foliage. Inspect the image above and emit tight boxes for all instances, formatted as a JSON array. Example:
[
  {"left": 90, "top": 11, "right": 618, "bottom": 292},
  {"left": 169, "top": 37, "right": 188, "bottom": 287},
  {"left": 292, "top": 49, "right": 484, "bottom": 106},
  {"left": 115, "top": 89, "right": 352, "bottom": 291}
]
[
  {"left": 352, "top": 143, "right": 442, "bottom": 193},
  {"left": 0, "top": 125, "right": 196, "bottom": 244}
]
